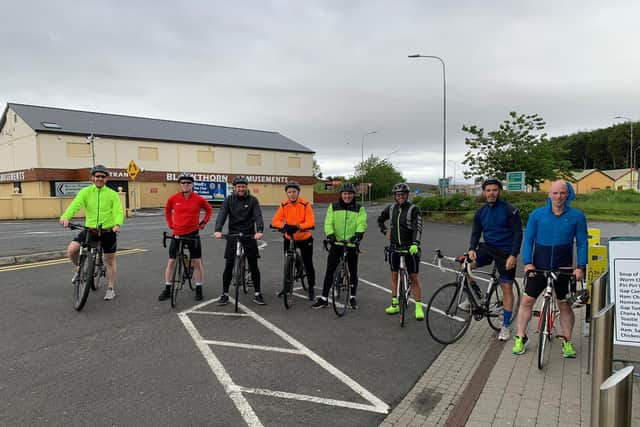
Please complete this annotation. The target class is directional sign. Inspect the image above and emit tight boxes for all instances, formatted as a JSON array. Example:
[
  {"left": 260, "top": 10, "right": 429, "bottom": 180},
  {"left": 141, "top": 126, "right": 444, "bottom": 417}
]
[
  {"left": 506, "top": 171, "right": 526, "bottom": 192},
  {"left": 54, "top": 181, "right": 91, "bottom": 196},
  {"left": 438, "top": 178, "right": 449, "bottom": 188},
  {"left": 128, "top": 160, "right": 140, "bottom": 181},
  {"left": 415, "top": 187, "right": 422, "bottom": 195}
]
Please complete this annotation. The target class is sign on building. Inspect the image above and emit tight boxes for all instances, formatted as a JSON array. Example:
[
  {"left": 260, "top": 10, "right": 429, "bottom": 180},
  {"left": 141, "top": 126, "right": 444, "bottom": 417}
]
[
  {"left": 194, "top": 181, "right": 227, "bottom": 203},
  {"left": 506, "top": 171, "right": 526, "bottom": 191},
  {"left": 54, "top": 181, "right": 92, "bottom": 196},
  {"left": 608, "top": 236, "right": 640, "bottom": 347}
]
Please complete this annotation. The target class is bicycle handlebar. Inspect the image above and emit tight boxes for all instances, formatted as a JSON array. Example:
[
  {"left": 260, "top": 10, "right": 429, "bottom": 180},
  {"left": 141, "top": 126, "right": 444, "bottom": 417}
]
[
  {"left": 269, "top": 224, "right": 315, "bottom": 233},
  {"left": 433, "top": 248, "right": 482, "bottom": 282},
  {"left": 162, "top": 231, "right": 200, "bottom": 248},
  {"left": 66, "top": 222, "right": 105, "bottom": 234}
]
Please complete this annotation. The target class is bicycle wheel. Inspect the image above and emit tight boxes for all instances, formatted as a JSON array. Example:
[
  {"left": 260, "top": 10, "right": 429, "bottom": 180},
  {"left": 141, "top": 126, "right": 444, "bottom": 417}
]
[
  {"left": 331, "top": 261, "right": 349, "bottom": 317},
  {"left": 486, "top": 279, "right": 523, "bottom": 331},
  {"left": 399, "top": 270, "right": 410, "bottom": 327},
  {"left": 296, "top": 256, "right": 308, "bottom": 291},
  {"left": 73, "top": 252, "right": 93, "bottom": 311},
  {"left": 183, "top": 255, "right": 194, "bottom": 291},
  {"left": 426, "top": 282, "right": 473, "bottom": 344},
  {"left": 244, "top": 258, "right": 253, "bottom": 289},
  {"left": 92, "top": 250, "right": 105, "bottom": 291},
  {"left": 283, "top": 256, "right": 295, "bottom": 310},
  {"left": 233, "top": 256, "right": 243, "bottom": 312},
  {"left": 537, "top": 299, "right": 552, "bottom": 369},
  {"left": 171, "top": 254, "right": 183, "bottom": 308},
  {"left": 241, "top": 257, "right": 248, "bottom": 294}
]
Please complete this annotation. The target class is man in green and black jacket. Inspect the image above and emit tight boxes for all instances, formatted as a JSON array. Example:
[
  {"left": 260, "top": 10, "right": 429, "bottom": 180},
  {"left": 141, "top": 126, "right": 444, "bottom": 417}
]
[
  {"left": 312, "top": 183, "right": 367, "bottom": 309},
  {"left": 59, "top": 165, "right": 124, "bottom": 301}
]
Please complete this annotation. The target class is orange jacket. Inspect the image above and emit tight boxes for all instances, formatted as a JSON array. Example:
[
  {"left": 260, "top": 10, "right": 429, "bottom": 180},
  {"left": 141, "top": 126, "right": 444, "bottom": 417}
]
[{"left": 271, "top": 197, "right": 315, "bottom": 240}]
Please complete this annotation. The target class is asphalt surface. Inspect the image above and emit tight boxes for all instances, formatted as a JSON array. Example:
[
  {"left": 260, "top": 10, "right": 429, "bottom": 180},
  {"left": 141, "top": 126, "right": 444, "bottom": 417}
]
[{"left": 1, "top": 205, "right": 635, "bottom": 426}]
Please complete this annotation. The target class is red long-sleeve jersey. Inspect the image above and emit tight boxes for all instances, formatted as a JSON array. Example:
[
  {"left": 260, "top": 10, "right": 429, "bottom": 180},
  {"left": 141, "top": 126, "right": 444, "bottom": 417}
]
[{"left": 165, "top": 192, "right": 213, "bottom": 236}]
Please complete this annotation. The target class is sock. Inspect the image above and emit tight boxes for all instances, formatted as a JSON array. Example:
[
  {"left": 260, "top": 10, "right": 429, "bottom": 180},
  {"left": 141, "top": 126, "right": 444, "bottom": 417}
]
[
  {"left": 195, "top": 283, "right": 203, "bottom": 288},
  {"left": 391, "top": 297, "right": 398, "bottom": 305},
  {"left": 320, "top": 296, "right": 327, "bottom": 301},
  {"left": 255, "top": 292, "right": 260, "bottom": 296},
  {"left": 503, "top": 310, "right": 512, "bottom": 327}
]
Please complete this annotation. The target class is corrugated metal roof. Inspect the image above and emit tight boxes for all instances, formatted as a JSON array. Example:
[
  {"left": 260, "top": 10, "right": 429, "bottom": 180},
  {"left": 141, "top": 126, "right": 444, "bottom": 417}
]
[
  {"left": 601, "top": 168, "right": 633, "bottom": 180},
  {"left": 2, "top": 103, "right": 313, "bottom": 153}
]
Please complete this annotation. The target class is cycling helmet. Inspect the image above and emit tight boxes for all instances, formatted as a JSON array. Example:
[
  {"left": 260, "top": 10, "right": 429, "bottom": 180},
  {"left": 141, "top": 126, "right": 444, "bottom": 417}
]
[
  {"left": 392, "top": 182, "right": 410, "bottom": 193},
  {"left": 90, "top": 165, "right": 110, "bottom": 176},
  {"left": 482, "top": 177, "right": 503, "bottom": 190},
  {"left": 177, "top": 172, "right": 194, "bottom": 182},
  {"left": 339, "top": 183, "right": 357, "bottom": 193},
  {"left": 285, "top": 180, "right": 300, "bottom": 191},
  {"left": 232, "top": 176, "right": 249, "bottom": 185}
]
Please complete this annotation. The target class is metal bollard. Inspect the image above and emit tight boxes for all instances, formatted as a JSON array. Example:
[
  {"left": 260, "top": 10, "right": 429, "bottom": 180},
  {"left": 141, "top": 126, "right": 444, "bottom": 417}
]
[
  {"left": 588, "top": 272, "right": 608, "bottom": 375},
  {"left": 591, "top": 303, "right": 615, "bottom": 427},
  {"left": 598, "top": 365, "right": 634, "bottom": 427}
]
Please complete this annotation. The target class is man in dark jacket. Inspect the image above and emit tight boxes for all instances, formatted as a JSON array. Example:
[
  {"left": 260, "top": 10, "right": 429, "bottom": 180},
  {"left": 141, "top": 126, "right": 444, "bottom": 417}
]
[{"left": 214, "top": 176, "right": 265, "bottom": 305}]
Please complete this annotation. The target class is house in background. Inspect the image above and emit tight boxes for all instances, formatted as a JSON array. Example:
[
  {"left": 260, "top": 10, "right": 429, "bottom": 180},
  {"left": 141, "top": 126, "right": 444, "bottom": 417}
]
[
  {"left": 601, "top": 168, "right": 639, "bottom": 191},
  {"left": 539, "top": 169, "right": 615, "bottom": 194}
]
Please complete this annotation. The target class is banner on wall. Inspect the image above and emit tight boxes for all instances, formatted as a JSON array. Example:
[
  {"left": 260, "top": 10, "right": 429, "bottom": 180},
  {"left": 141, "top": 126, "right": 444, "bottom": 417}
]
[{"left": 194, "top": 181, "right": 227, "bottom": 202}]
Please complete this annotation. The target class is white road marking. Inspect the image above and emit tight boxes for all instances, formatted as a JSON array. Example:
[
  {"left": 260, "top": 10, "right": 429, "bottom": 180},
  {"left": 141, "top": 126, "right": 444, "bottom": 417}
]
[
  {"left": 203, "top": 340, "right": 304, "bottom": 355},
  {"left": 191, "top": 311, "right": 250, "bottom": 317},
  {"left": 235, "top": 386, "right": 388, "bottom": 414}
]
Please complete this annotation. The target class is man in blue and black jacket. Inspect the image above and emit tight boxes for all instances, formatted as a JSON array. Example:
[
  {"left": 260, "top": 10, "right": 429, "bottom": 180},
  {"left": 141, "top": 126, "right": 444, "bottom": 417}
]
[
  {"left": 468, "top": 177, "right": 523, "bottom": 341},
  {"left": 513, "top": 180, "right": 588, "bottom": 358}
]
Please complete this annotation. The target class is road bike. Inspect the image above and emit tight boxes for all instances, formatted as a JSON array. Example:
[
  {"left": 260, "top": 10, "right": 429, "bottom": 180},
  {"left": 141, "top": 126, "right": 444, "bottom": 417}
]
[
  {"left": 68, "top": 223, "right": 108, "bottom": 311},
  {"left": 323, "top": 239, "right": 359, "bottom": 317},
  {"left": 162, "top": 232, "right": 197, "bottom": 308},
  {"left": 271, "top": 225, "right": 312, "bottom": 309},
  {"left": 425, "top": 249, "right": 522, "bottom": 344},
  {"left": 384, "top": 246, "right": 416, "bottom": 327},
  {"left": 529, "top": 268, "right": 577, "bottom": 369},
  {"left": 221, "top": 233, "right": 254, "bottom": 313}
]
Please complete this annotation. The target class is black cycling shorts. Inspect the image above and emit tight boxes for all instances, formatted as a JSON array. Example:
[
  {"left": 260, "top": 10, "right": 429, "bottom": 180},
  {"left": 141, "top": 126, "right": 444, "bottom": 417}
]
[
  {"left": 524, "top": 271, "right": 571, "bottom": 300},
  {"left": 169, "top": 231, "right": 202, "bottom": 259},
  {"left": 389, "top": 251, "right": 420, "bottom": 274},
  {"left": 73, "top": 230, "right": 117, "bottom": 254},
  {"left": 474, "top": 243, "right": 516, "bottom": 284}
]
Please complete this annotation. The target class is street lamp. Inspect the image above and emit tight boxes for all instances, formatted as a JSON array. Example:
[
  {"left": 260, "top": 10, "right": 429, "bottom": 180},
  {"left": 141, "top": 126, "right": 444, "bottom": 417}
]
[
  {"left": 409, "top": 54, "right": 447, "bottom": 196},
  {"left": 361, "top": 130, "right": 377, "bottom": 203},
  {"left": 614, "top": 116, "right": 635, "bottom": 190}
]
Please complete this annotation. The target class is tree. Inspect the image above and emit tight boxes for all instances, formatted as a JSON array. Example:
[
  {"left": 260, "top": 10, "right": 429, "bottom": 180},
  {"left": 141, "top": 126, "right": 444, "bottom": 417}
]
[
  {"left": 312, "top": 157, "right": 323, "bottom": 179},
  {"left": 352, "top": 155, "right": 404, "bottom": 200},
  {"left": 462, "top": 111, "right": 572, "bottom": 188}
]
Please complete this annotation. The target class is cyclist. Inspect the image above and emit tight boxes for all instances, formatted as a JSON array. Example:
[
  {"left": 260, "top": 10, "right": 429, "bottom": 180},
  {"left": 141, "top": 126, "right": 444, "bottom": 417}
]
[
  {"left": 159, "top": 173, "right": 213, "bottom": 302},
  {"left": 312, "top": 183, "right": 367, "bottom": 309},
  {"left": 214, "top": 176, "right": 266, "bottom": 305},
  {"left": 513, "top": 180, "right": 588, "bottom": 358},
  {"left": 59, "top": 165, "right": 123, "bottom": 301},
  {"left": 467, "top": 177, "right": 523, "bottom": 341},
  {"left": 377, "top": 183, "right": 425, "bottom": 320},
  {"left": 271, "top": 181, "right": 316, "bottom": 301}
]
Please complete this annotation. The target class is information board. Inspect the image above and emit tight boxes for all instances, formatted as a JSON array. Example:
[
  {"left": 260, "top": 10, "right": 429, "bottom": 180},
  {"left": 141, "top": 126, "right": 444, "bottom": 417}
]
[
  {"left": 194, "top": 181, "right": 227, "bottom": 202},
  {"left": 608, "top": 237, "right": 640, "bottom": 347},
  {"left": 54, "top": 181, "right": 92, "bottom": 196}
]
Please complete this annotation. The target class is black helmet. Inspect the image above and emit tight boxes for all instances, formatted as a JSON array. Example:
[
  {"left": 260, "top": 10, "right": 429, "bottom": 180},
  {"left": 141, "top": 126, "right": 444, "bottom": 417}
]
[
  {"left": 392, "top": 182, "right": 410, "bottom": 193},
  {"left": 339, "top": 183, "right": 357, "bottom": 193},
  {"left": 177, "top": 172, "right": 194, "bottom": 182},
  {"left": 90, "top": 165, "right": 109, "bottom": 176},
  {"left": 285, "top": 181, "right": 300, "bottom": 191},
  {"left": 232, "top": 176, "right": 249, "bottom": 185},
  {"left": 482, "top": 177, "right": 503, "bottom": 190}
]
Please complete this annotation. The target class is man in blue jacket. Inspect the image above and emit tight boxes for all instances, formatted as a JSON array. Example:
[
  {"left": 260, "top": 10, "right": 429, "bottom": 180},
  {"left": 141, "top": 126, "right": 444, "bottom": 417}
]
[
  {"left": 513, "top": 181, "right": 588, "bottom": 358},
  {"left": 468, "top": 177, "right": 523, "bottom": 341}
]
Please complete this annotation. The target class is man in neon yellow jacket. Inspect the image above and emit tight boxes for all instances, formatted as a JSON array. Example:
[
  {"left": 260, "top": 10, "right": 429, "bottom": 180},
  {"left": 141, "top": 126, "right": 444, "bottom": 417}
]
[{"left": 59, "top": 165, "right": 124, "bottom": 300}]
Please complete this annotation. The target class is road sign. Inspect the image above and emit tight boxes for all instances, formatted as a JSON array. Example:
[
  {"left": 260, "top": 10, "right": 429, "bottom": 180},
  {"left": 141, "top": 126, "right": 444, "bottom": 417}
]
[
  {"left": 54, "top": 181, "right": 91, "bottom": 196},
  {"left": 415, "top": 187, "right": 422, "bottom": 195},
  {"left": 506, "top": 171, "right": 525, "bottom": 192},
  {"left": 128, "top": 160, "right": 140, "bottom": 181},
  {"left": 438, "top": 178, "right": 449, "bottom": 188}
]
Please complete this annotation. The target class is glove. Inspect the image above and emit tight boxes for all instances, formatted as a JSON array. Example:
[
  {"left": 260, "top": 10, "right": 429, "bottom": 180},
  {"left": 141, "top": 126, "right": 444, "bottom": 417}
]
[
  {"left": 351, "top": 232, "right": 364, "bottom": 243},
  {"left": 284, "top": 224, "right": 299, "bottom": 235},
  {"left": 327, "top": 234, "right": 336, "bottom": 244},
  {"left": 409, "top": 244, "right": 419, "bottom": 256}
]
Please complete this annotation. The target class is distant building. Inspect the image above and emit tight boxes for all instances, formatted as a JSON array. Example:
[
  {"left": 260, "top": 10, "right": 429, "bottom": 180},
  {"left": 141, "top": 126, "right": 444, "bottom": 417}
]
[{"left": 539, "top": 169, "right": 617, "bottom": 194}]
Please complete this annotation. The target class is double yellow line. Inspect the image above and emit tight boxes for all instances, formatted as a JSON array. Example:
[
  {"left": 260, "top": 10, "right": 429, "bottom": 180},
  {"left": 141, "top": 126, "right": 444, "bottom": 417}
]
[{"left": 0, "top": 248, "right": 147, "bottom": 273}]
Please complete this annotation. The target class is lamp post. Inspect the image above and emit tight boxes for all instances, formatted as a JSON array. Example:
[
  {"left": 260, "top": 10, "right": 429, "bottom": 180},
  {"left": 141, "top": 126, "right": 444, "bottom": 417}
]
[
  {"left": 409, "top": 54, "right": 447, "bottom": 195},
  {"left": 614, "top": 116, "right": 634, "bottom": 190},
  {"left": 361, "top": 130, "right": 377, "bottom": 203}
]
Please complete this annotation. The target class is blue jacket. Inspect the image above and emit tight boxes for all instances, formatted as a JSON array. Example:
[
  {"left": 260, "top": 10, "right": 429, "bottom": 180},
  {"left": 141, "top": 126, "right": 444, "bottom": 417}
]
[
  {"left": 522, "top": 182, "right": 588, "bottom": 270},
  {"left": 469, "top": 200, "right": 522, "bottom": 256}
]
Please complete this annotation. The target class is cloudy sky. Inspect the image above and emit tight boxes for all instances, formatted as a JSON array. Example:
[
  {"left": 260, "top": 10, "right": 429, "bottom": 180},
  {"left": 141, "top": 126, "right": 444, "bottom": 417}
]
[{"left": 2, "top": 1, "right": 639, "bottom": 183}]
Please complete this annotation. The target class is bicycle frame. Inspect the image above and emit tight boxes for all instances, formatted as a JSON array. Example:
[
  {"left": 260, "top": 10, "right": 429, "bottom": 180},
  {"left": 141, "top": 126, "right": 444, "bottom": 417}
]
[
  {"left": 68, "top": 223, "right": 107, "bottom": 311},
  {"left": 162, "top": 232, "right": 199, "bottom": 308}
]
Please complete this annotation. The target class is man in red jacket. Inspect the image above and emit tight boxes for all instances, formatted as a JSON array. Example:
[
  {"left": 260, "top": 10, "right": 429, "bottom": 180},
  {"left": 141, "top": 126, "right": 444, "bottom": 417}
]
[{"left": 159, "top": 173, "right": 213, "bottom": 301}]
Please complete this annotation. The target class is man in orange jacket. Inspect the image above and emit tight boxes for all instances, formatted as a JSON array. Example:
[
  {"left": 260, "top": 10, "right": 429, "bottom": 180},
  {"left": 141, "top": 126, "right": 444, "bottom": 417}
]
[{"left": 271, "top": 181, "right": 316, "bottom": 300}]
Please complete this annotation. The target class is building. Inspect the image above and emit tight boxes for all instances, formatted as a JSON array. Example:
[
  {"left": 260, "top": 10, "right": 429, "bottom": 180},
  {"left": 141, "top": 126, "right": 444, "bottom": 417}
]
[
  {"left": 539, "top": 169, "right": 615, "bottom": 194},
  {"left": 0, "top": 103, "right": 316, "bottom": 212},
  {"left": 601, "top": 168, "right": 639, "bottom": 191}
]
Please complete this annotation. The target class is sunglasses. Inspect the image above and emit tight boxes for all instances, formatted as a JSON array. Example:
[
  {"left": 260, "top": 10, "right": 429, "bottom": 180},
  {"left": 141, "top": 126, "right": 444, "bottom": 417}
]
[
  {"left": 179, "top": 181, "right": 193, "bottom": 185},
  {"left": 94, "top": 175, "right": 107, "bottom": 179}
]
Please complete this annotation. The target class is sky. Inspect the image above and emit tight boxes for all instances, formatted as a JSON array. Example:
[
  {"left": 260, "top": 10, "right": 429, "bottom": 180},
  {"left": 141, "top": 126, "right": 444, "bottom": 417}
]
[{"left": 1, "top": 0, "right": 639, "bottom": 184}]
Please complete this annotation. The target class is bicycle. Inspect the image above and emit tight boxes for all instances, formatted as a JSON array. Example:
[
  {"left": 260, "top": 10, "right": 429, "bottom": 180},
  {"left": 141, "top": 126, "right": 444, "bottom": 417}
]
[
  {"left": 220, "top": 233, "right": 254, "bottom": 313},
  {"left": 323, "top": 239, "right": 359, "bottom": 317},
  {"left": 271, "top": 225, "right": 312, "bottom": 309},
  {"left": 384, "top": 246, "right": 416, "bottom": 327},
  {"left": 425, "top": 249, "right": 522, "bottom": 345},
  {"left": 528, "top": 268, "right": 577, "bottom": 369},
  {"left": 162, "top": 232, "right": 198, "bottom": 308},
  {"left": 67, "top": 223, "right": 108, "bottom": 311}
]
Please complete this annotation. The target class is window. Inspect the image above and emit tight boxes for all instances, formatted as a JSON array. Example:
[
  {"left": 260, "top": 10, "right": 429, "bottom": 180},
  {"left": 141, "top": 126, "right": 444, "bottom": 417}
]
[
  {"left": 288, "top": 156, "right": 301, "bottom": 169},
  {"left": 197, "top": 150, "right": 215, "bottom": 163},
  {"left": 13, "top": 113, "right": 17, "bottom": 123},
  {"left": 41, "top": 121, "right": 61, "bottom": 129},
  {"left": 138, "top": 146, "right": 159, "bottom": 161},
  {"left": 247, "top": 153, "right": 261, "bottom": 166},
  {"left": 66, "top": 142, "right": 91, "bottom": 157}
]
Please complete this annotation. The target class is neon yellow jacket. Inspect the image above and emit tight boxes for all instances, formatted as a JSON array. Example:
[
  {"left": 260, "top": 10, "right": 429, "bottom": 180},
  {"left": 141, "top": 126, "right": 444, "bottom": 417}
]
[{"left": 62, "top": 184, "right": 124, "bottom": 229}]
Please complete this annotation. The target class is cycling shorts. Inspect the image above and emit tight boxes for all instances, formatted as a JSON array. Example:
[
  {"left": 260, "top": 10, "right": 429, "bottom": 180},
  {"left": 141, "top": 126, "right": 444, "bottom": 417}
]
[
  {"left": 524, "top": 271, "right": 571, "bottom": 300},
  {"left": 474, "top": 243, "right": 515, "bottom": 284},
  {"left": 389, "top": 251, "right": 420, "bottom": 274},
  {"left": 169, "top": 231, "right": 202, "bottom": 259},
  {"left": 73, "top": 230, "right": 117, "bottom": 254}
]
